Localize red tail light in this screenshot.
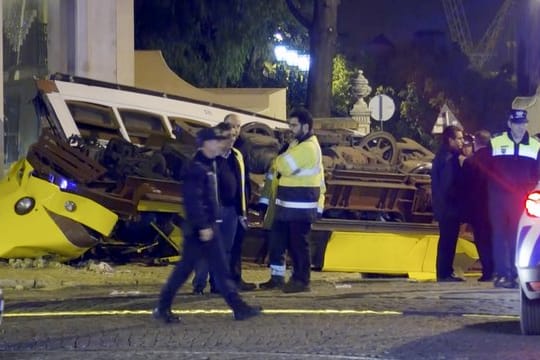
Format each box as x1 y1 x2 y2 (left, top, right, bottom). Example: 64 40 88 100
526 191 540 218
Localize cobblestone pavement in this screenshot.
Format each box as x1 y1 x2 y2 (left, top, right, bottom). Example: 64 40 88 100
1 265 540 359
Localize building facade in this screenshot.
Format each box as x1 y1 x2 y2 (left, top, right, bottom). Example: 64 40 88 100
1 0 134 172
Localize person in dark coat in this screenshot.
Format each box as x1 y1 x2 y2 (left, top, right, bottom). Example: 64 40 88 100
431 125 465 282
461 130 494 281
192 115 256 293
152 126 261 323
222 114 257 291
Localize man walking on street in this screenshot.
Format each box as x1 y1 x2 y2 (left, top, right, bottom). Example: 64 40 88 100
431 125 465 282
258 108 325 293
153 126 261 323
488 109 540 288
192 115 256 293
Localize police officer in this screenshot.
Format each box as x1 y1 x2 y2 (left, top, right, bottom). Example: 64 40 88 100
258 108 325 293
488 109 540 288
431 125 465 282
153 126 261 323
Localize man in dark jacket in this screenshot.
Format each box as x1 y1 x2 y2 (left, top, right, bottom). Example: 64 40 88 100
431 125 465 282
153 126 261 323
222 114 257 291
192 116 256 293
461 130 493 281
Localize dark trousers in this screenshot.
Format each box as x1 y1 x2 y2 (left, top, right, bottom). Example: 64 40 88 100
268 220 312 285
158 226 238 311
489 193 522 279
192 206 238 291
230 222 245 284
436 215 461 278
471 216 493 278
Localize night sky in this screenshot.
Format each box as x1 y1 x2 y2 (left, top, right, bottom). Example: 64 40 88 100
340 0 506 43
339 0 512 65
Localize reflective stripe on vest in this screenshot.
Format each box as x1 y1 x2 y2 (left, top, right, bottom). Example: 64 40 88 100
275 199 319 209
274 135 325 221
282 154 321 177
232 147 247 216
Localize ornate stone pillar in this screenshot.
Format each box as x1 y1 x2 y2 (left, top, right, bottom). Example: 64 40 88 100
349 70 372 135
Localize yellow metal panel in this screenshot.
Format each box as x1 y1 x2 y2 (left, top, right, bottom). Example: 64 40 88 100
136 200 182 213
0 160 118 260
322 231 478 281
38 183 118 236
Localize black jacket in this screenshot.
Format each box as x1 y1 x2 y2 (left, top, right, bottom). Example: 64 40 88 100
217 148 251 215
181 151 221 232
431 145 462 221
461 147 491 223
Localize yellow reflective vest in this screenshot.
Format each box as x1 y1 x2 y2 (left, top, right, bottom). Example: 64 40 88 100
489 131 540 192
258 161 279 229
231 147 247 218
273 134 325 223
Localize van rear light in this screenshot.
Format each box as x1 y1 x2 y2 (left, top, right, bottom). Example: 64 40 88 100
525 191 540 218
528 282 540 292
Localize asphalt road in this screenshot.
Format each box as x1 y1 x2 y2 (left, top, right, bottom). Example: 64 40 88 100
1 267 540 360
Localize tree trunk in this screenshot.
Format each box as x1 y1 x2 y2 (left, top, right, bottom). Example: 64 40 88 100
307 0 340 117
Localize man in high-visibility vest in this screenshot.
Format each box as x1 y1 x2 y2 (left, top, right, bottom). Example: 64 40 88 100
258 108 325 293
488 109 540 289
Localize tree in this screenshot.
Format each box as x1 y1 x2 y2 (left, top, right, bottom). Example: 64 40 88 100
331 54 357 116
360 29 518 143
134 0 298 87
285 0 340 117
265 53 357 114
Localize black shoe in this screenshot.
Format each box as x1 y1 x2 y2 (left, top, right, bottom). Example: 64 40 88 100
478 274 494 282
494 276 518 289
233 304 262 321
210 287 220 294
152 308 181 324
437 275 465 282
192 289 205 295
238 280 257 291
282 279 310 293
259 275 285 290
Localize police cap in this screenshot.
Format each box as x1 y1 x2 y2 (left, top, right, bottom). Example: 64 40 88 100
509 109 528 124
196 126 227 146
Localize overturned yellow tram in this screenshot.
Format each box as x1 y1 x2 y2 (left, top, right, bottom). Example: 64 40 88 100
0 74 478 280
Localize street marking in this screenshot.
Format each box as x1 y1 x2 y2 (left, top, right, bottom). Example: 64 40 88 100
462 313 519 320
3 309 402 318
2 308 519 319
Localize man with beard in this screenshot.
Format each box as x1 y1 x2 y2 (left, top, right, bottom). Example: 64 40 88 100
258 108 325 293
431 125 465 282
